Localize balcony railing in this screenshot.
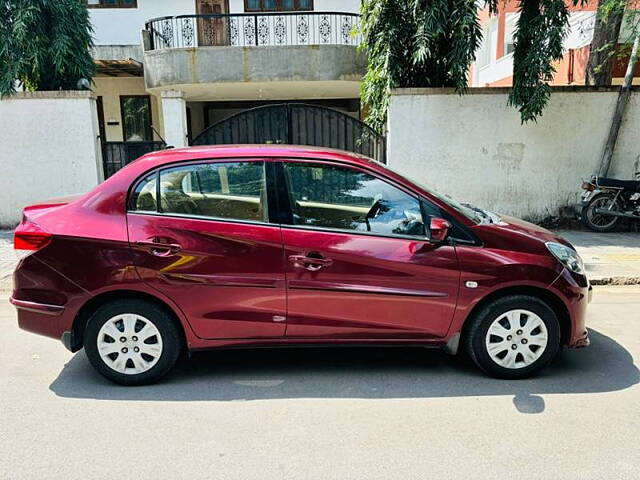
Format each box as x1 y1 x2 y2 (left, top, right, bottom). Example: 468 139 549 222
145 12 361 51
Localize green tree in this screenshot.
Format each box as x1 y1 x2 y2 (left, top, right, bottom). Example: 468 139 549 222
0 0 95 97
360 0 588 130
360 0 496 132
585 0 626 85
590 0 640 84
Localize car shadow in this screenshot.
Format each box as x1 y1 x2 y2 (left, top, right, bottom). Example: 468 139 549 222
50 329 638 413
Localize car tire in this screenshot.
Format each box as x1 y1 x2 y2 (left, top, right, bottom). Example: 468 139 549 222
84 299 182 386
464 295 560 379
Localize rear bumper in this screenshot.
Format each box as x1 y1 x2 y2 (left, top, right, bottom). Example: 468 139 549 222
10 297 65 315
11 297 66 340
11 255 88 345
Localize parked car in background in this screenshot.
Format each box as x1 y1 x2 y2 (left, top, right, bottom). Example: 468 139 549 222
12 146 591 385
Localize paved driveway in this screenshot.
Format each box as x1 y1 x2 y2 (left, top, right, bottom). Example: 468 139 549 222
0 231 13 285
1 286 639 479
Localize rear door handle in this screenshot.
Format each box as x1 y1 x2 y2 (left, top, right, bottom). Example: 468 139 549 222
288 254 333 271
136 241 182 257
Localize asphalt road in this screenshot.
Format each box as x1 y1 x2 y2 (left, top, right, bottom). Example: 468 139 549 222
1 286 639 480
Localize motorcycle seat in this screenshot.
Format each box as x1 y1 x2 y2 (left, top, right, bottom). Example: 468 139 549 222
596 177 640 192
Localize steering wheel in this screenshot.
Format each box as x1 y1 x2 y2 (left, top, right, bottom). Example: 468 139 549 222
364 194 383 232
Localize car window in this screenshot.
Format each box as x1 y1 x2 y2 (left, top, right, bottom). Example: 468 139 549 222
132 161 268 223
131 173 158 212
283 162 425 237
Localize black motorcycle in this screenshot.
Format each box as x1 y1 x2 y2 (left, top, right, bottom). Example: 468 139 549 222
580 173 640 232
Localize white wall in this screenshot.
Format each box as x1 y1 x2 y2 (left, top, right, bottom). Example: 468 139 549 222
89 0 360 45
387 88 640 221
0 92 102 227
90 0 197 45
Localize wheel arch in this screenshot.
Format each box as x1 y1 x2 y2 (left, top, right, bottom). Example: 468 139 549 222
459 285 571 350
69 290 188 352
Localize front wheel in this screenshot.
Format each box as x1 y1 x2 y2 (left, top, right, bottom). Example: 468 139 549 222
84 299 182 386
582 193 620 232
465 295 560 379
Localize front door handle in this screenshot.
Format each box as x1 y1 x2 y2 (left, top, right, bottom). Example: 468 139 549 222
288 254 333 271
136 240 182 257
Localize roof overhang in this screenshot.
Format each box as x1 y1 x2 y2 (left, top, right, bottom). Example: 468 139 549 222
95 59 144 77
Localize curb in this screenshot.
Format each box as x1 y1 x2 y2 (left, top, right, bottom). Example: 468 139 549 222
589 276 640 286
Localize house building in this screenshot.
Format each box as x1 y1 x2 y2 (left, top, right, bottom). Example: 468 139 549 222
472 0 639 88
87 0 381 177
87 0 637 177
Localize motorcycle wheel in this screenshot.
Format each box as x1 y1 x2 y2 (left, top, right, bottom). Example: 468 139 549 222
582 193 621 232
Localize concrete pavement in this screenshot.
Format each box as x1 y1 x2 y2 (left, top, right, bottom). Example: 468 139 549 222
1 285 639 479
0 230 13 287
556 230 640 284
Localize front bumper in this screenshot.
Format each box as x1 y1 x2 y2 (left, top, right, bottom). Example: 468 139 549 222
550 269 591 348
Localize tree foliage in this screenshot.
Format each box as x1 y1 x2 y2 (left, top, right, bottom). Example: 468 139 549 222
509 0 575 123
360 0 591 130
589 0 640 83
0 0 95 97
585 0 626 85
360 0 497 132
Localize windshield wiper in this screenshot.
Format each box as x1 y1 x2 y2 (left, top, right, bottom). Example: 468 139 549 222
462 203 491 223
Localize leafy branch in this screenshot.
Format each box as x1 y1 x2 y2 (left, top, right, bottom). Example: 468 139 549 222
0 0 95 97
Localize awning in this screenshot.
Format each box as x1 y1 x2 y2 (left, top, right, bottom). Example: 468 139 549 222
95 59 144 77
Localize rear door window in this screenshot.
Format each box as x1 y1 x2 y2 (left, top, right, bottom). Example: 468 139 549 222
130 161 268 223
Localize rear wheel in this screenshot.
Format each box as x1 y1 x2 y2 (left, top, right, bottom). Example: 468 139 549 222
465 295 560 379
582 193 620 232
84 299 182 386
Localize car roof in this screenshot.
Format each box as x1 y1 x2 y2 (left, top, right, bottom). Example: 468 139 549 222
132 144 383 171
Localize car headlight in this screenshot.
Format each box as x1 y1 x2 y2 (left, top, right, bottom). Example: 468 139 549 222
546 242 585 275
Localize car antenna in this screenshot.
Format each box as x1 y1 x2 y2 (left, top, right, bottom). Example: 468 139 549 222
151 125 173 149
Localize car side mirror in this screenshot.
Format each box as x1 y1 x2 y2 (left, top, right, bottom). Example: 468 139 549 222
429 217 451 243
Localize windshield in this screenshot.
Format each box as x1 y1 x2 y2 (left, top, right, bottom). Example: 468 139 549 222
406 177 484 224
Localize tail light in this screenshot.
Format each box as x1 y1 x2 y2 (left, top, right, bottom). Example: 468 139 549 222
581 182 595 191
14 219 52 259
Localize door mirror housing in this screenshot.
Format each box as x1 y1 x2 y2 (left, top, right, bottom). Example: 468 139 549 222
429 217 451 243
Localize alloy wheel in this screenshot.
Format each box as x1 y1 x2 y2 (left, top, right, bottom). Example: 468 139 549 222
97 314 164 375
484 309 548 369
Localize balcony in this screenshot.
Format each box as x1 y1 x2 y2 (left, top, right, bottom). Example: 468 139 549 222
142 12 366 101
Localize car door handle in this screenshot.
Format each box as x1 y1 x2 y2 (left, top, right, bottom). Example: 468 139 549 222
136 241 182 257
288 254 333 271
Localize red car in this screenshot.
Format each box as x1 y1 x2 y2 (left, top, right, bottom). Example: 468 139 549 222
11 146 591 385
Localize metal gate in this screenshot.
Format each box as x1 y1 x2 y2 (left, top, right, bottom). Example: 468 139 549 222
102 141 166 178
191 103 386 163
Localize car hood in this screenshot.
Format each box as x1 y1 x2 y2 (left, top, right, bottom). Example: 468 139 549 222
473 214 573 254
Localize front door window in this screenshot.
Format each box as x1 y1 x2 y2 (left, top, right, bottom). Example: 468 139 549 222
283 162 425 237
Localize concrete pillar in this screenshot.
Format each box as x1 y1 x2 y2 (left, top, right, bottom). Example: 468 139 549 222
160 90 188 148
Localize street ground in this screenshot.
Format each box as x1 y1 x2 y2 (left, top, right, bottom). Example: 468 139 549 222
1 285 638 479
557 230 640 284
0 231 13 287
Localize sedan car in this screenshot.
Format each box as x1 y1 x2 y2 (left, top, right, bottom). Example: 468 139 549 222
11 145 591 385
